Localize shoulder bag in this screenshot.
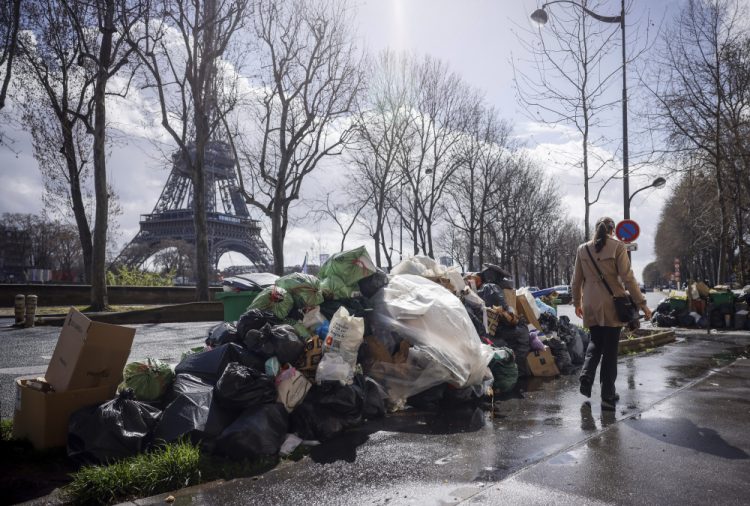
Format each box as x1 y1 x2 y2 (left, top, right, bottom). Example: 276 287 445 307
585 245 638 323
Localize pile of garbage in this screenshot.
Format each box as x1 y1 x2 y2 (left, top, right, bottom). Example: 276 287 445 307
63 247 591 465
651 283 750 330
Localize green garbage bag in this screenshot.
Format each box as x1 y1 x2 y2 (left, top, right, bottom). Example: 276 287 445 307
319 246 376 285
489 347 518 393
118 358 175 401
249 286 294 319
284 319 311 339
320 275 358 300
276 273 324 308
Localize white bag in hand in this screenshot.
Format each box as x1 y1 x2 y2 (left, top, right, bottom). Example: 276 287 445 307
315 306 364 384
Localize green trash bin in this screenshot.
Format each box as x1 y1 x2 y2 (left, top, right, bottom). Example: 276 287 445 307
214 291 259 322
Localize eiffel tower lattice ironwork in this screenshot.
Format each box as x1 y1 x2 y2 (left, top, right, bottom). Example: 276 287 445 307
116 141 272 271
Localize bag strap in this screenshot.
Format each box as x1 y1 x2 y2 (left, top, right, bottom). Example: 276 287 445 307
585 245 616 298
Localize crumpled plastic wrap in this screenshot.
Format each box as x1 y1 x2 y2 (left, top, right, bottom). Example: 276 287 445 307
390 256 466 293
368 274 494 405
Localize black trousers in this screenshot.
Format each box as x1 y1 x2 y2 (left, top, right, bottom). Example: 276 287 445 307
580 326 621 401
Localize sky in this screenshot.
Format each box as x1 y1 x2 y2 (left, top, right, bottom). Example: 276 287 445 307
0 0 683 281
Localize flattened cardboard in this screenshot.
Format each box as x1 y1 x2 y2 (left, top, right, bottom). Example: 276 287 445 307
45 308 135 392
527 347 560 377
13 378 115 449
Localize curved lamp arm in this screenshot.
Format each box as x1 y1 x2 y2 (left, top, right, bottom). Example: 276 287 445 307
533 1 622 24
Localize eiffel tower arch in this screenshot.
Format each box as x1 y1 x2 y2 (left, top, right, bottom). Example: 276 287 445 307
115 141 272 272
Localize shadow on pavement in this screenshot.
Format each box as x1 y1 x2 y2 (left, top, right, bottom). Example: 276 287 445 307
625 417 749 459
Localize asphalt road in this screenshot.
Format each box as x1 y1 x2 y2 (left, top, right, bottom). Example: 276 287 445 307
0 319 216 419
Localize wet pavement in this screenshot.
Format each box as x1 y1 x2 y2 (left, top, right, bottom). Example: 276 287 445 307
0 319 215 419
124 328 750 506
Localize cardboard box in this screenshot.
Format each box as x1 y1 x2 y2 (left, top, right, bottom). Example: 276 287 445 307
46 308 135 392
516 292 542 331
503 289 517 312
13 378 116 449
527 347 560 377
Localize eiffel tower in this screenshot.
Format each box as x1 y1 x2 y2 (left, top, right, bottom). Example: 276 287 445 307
116 141 272 271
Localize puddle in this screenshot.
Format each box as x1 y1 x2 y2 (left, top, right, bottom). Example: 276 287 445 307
473 464 509 482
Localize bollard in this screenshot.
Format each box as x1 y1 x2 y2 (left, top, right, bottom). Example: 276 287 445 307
14 294 25 325
24 295 38 328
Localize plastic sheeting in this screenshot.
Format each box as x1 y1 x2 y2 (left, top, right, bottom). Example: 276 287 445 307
390 256 466 293
368 274 494 405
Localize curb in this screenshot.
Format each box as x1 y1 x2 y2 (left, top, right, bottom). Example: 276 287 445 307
35 302 224 326
618 329 676 354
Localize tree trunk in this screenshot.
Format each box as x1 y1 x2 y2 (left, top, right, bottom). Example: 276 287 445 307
89 0 114 311
62 121 93 283
271 205 284 275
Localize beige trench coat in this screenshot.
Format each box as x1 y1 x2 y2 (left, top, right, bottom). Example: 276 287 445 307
571 237 647 328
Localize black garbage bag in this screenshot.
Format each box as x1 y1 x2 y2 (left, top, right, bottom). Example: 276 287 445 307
462 299 486 337
494 324 530 376
442 384 486 407
654 312 678 327
319 297 374 335
479 264 513 285
678 312 696 327
546 337 575 375
68 390 162 464
214 362 277 410
407 383 447 410
566 330 585 365
213 403 288 459
206 322 240 347
538 312 558 334
175 343 264 384
155 374 238 445
656 300 671 314
315 379 365 423
236 309 282 339
289 399 346 441
363 376 387 419
243 323 305 364
477 283 507 309
358 269 389 299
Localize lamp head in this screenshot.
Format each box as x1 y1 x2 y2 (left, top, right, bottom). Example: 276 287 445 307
652 177 666 188
530 8 549 26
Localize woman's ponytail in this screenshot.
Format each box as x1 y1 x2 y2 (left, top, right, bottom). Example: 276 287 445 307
594 217 615 252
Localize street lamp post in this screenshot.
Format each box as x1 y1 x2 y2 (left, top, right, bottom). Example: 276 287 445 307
531 0 630 219
627 177 666 209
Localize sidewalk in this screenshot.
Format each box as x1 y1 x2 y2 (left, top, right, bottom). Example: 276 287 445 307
117 330 750 506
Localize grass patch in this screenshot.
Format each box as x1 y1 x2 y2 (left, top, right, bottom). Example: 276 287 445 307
64 441 201 505
1 419 12 441
63 441 294 505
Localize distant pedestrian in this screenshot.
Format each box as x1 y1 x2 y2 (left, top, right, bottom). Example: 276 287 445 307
571 217 652 410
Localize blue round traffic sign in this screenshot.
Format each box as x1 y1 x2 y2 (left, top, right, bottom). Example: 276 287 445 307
616 220 640 243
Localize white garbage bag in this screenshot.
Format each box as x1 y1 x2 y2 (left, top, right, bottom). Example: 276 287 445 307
315 306 364 384
369 274 494 405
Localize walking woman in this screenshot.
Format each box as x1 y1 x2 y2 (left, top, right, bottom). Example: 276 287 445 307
571 217 652 410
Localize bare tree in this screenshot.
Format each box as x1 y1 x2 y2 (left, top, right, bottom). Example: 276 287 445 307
350 50 412 269
402 55 479 257
0 0 21 109
308 192 366 253
14 0 98 281
514 0 629 238
645 0 746 283
232 0 365 274
445 105 513 271
122 0 250 300
58 0 140 309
